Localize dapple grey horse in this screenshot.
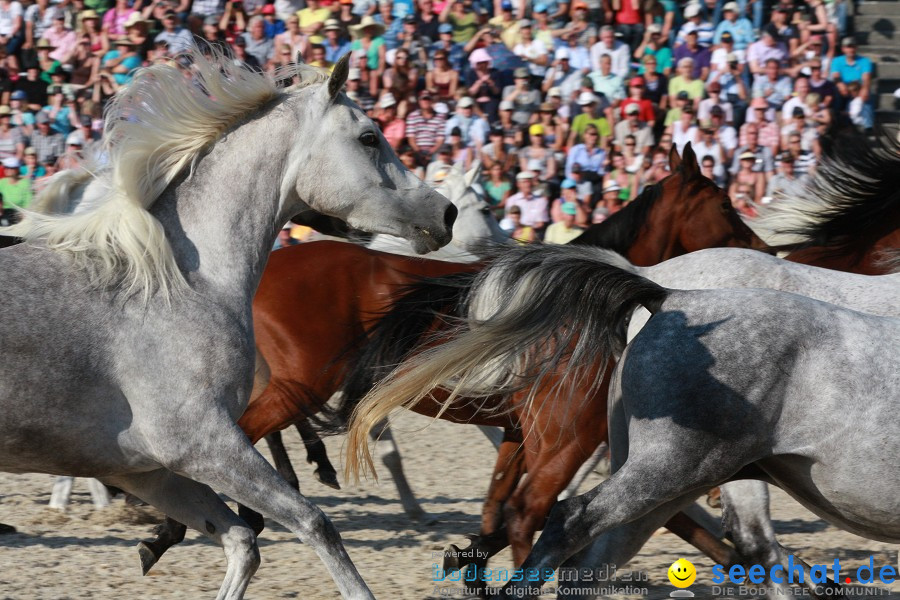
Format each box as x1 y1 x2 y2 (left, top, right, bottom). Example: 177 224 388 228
0 50 455 599
348 244 900 598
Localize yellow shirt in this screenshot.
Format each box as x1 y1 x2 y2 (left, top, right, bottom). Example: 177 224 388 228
297 7 331 43
543 222 584 244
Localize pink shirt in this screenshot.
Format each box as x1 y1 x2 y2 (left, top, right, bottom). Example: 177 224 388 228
102 7 135 37
506 191 549 227
42 28 77 62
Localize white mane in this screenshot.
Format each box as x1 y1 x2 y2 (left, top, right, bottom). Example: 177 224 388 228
5 50 329 302
746 178 829 246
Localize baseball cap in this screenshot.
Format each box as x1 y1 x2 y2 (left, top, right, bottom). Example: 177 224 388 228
261 4 275 14
438 23 453 33
841 36 856 47
518 18 531 28
684 3 699 18
624 103 639 115
710 105 724 116
561 178 576 189
515 171 535 180
577 91 598 105
457 96 474 108
561 202 577 215
534 3 547 12
676 91 690 100
555 47 570 61
36 111 50 124
792 106 806 117
647 23 661 34
629 76 644 87
723 1 738 12
2 157 19 168
528 123 544 136
500 0 512 9
547 87 561 98
721 31 733 42
379 93 397 108
348 67 361 80
514 67 529 79
434 102 449 114
10 90 26 101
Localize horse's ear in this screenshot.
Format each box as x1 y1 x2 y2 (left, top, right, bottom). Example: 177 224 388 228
328 54 351 101
680 142 700 178
465 160 482 187
668 144 682 171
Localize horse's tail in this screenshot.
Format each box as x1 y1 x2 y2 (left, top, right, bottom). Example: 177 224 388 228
345 245 666 480
319 269 477 433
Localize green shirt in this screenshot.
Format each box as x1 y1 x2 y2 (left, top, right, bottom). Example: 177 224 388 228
571 113 612 143
668 76 704 100
0 177 33 210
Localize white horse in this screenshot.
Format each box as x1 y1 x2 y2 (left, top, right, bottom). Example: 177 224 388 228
346 245 900 598
367 161 508 261
0 50 456 599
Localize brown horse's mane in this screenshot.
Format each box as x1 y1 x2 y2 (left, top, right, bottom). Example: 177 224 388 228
567 180 663 253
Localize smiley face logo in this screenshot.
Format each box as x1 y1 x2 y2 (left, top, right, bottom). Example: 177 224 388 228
668 558 697 588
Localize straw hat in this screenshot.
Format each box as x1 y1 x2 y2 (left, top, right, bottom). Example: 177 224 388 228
36 38 56 50
351 16 385 39
124 12 151 28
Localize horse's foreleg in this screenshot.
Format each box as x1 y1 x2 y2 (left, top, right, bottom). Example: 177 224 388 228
558 443 607 501
173 422 374 599
137 517 188 575
110 469 258 600
296 420 340 490
49 476 74 510
370 418 434 524
86 478 111 509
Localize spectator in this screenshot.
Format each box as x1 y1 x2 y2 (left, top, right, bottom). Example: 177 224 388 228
550 177 588 226
503 204 537 243
846 80 873 130
395 15 428 69
692 120 726 184
698 80 731 122
406 88 445 163
519 122 555 181
30 110 62 163
731 124 775 180
614 101 652 154
467 47 501 118
0 104 22 160
376 0 404 49
20 146 43 181
512 19 548 81
612 0 643 51
588 53 624 106
596 180 622 215
620 75 655 123
275 15 309 59
713 1 753 50
483 160 512 216
590 25 629 77
542 47 580 103
831 36 871 105
766 151 797 198
260 5 286 38
376 92 406 149
101 0 136 40
350 15 386 76
675 2 713 48
337 0 362 34
752 57 793 114
668 57 703 106
569 91 611 147
604 150 637 203
672 30 710 80
535 101 563 150
231 35 262 71
430 22 463 72
41 13 76 63
783 130 816 177
444 95 489 150
424 142 454 182
666 101 696 151
242 16 275 66
383 46 417 115
502 66 540 126
634 24 672 76
415 0 440 42
729 149 764 204
780 106 815 150
544 201 583 243
156 10 195 54
426 47 458 103
397 143 425 178
766 4 798 58
746 29 787 77
565 122 604 180
807 57 836 108
505 170 547 232
0 156 31 217
439 0 477 45
707 104 737 162
741 97 779 153
298 0 330 43
779 75 813 123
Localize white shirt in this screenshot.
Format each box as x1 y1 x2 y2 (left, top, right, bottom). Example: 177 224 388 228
0 1 22 36
513 39 548 77
589 40 630 78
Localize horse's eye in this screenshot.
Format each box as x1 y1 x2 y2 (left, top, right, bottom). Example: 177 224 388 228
359 131 379 147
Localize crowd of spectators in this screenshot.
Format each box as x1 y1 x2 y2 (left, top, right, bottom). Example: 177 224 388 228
0 0 876 243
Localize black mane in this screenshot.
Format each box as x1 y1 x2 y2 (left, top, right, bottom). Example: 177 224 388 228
568 181 663 252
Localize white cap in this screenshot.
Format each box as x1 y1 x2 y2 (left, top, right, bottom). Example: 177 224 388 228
577 91 598 105
547 87 562 98
499 100 515 111
66 131 85 146
684 3 700 18
723 1 739 12
434 102 449 114
457 96 474 108
2 157 20 168
554 47 570 61
347 67 361 80
515 171 535 180
379 93 397 108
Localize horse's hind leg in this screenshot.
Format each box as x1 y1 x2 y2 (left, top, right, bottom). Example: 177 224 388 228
263 431 301 491
370 418 434 524
296 420 340 490
49 476 74 509
137 517 188 575
108 469 259 600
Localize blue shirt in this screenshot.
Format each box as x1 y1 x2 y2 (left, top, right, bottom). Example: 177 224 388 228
713 18 754 50
565 145 605 179
375 14 404 50
830 55 872 84
102 50 142 85
324 39 351 63
42 105 73 135
264 19 286 39
430 41 465 73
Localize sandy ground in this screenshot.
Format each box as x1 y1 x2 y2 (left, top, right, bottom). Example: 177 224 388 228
1 411 897 599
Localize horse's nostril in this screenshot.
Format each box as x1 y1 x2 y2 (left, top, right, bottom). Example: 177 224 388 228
444 203 458 230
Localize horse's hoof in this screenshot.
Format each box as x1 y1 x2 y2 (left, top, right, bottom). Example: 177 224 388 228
442 544 462 573
0 523 16 535
137 541 159 575
314 468 341 490
706 487 722 509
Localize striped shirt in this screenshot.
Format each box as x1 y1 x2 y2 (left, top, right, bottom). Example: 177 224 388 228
405 110 445 154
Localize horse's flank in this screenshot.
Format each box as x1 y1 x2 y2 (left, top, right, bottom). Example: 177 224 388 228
4 51 329 302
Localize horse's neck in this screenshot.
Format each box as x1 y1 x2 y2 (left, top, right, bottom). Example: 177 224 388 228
151 121 293 308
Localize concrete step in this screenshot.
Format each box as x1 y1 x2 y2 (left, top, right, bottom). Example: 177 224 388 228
855 44 900 59
876 78 900 93
875 61 900 79
856 1 900 16
854 28 899 45
877 92 900 111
